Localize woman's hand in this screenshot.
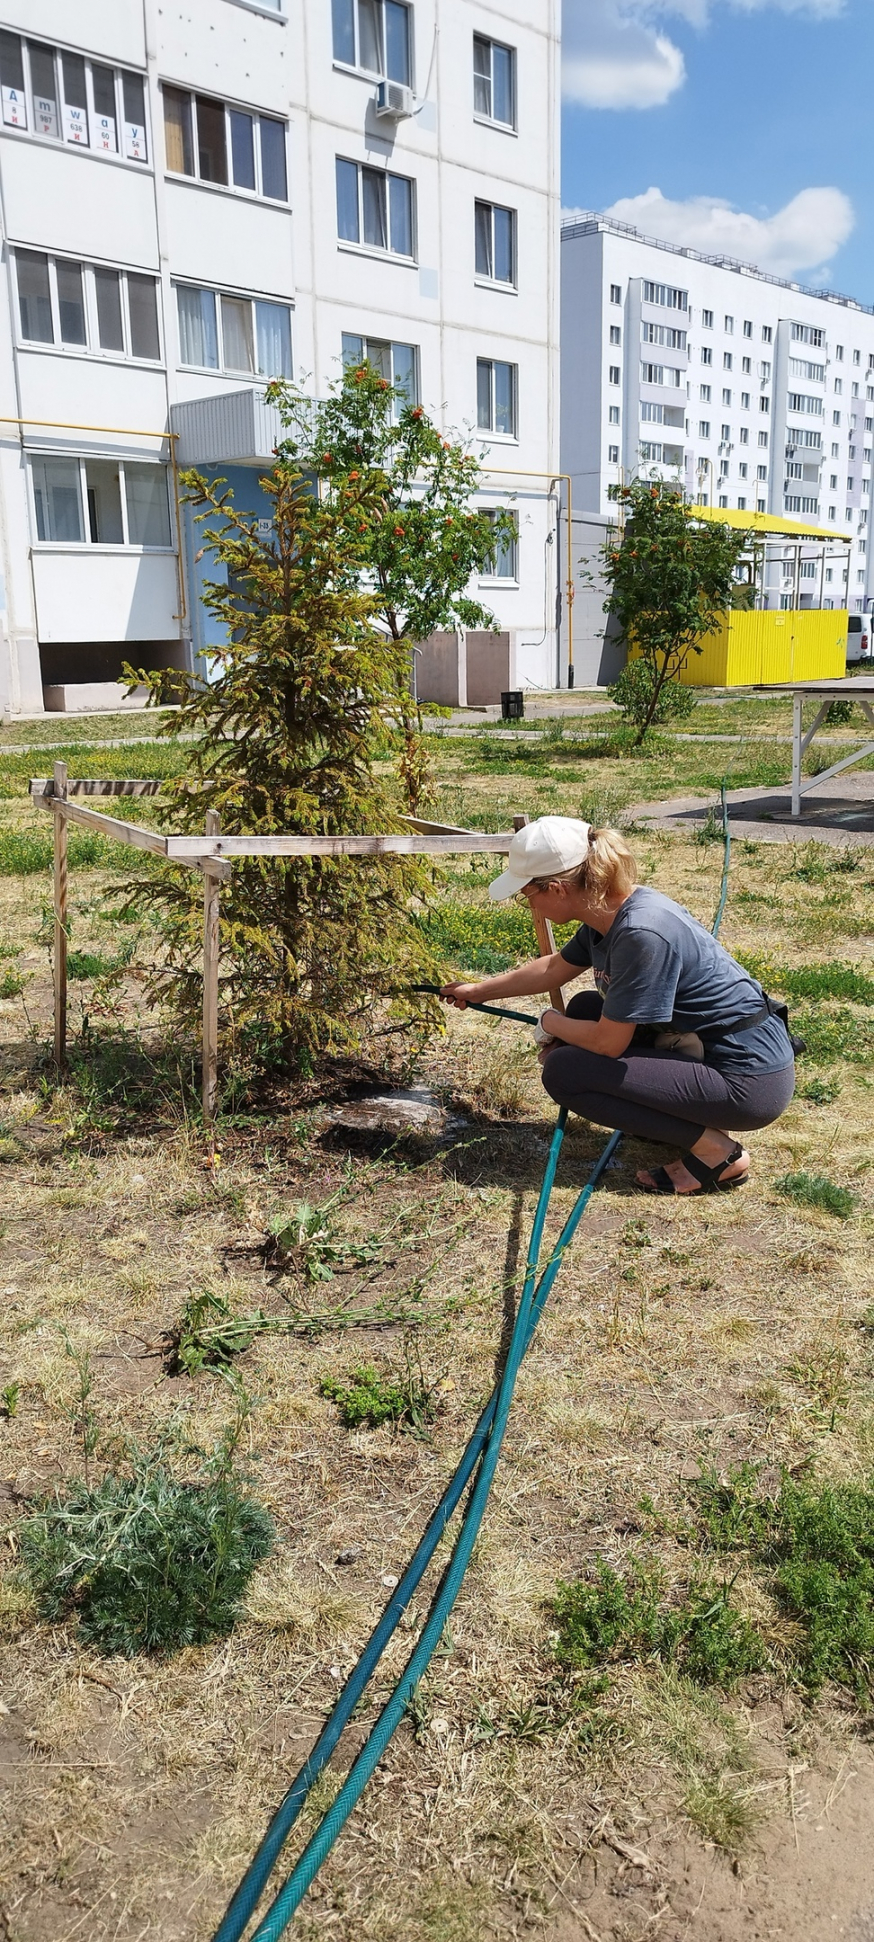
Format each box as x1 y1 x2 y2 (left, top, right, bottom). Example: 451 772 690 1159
439 981 481 1010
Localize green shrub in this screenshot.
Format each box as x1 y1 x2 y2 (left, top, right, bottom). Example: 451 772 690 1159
797 1074 842 1105
0 968 27 998
19 1462 273 1657
607 660 696 731
775 1171 857 1219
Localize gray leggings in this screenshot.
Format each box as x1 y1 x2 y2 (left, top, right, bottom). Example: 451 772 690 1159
541 993 795 1147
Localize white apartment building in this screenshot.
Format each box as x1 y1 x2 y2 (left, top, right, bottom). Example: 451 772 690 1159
0 0 560 716
561 213 874 622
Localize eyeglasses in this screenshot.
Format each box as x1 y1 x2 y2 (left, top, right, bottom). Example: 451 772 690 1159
515 878 554 901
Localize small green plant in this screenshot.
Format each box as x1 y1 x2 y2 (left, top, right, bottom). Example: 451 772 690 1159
1 1381 21 1419
691 1463 775 1555
775 1172 857 1219
0 967 27 999
320 1342 439 1433
683 1774 759 1851
798 1074 842 1105
826 698 855 725
0 829 111 875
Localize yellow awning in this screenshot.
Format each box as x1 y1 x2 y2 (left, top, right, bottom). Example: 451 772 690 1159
691 504 852 542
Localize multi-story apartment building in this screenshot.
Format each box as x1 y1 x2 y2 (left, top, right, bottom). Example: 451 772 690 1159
561 213 874 622
0 0 560 716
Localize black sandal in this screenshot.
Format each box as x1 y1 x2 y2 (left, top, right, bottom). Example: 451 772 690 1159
642 1141 748 1196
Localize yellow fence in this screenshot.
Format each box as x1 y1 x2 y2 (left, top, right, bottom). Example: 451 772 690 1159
678 608 848 686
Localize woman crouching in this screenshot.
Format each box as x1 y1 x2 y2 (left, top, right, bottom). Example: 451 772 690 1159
440 817 795 1196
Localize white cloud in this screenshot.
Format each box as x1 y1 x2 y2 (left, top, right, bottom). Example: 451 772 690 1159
562 2 685 109
598 185 855 276
562 0 846 111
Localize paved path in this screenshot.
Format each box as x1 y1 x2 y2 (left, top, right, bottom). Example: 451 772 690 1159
630 771 874 846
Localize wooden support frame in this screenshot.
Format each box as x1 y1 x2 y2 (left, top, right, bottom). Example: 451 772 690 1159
31 772 526 1127
52 760 68 1070
202 808 221 1127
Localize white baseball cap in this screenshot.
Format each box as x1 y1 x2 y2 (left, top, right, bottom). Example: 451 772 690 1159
488 816 592 902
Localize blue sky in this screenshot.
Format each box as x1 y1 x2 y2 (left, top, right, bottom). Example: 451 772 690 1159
561 0 874 305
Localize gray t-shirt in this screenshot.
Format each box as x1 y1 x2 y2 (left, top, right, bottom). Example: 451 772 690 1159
559 886 793 1075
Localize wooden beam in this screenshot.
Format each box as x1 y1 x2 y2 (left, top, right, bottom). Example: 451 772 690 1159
30 777 164 798
53 760 68 1069
36 796 169 856
165 831 513 860
202 808 221 1127
513 813 565 1014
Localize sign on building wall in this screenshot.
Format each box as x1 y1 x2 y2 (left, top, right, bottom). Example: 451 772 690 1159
124 122 147 161
94 113 116 152
33 94 58 136
2 86 26 127
63 103 88 144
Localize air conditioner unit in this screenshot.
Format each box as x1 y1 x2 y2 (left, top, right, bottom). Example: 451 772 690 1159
376 80 415 119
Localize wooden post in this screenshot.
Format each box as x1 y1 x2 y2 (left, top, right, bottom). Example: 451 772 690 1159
53 760 68 1068
513 813 565 1013
202 808 221 1126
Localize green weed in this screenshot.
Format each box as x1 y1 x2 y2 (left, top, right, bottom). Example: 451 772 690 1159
163 1288 264 1378
775 1172 857 1219
0 968 27 998
788 845 861 885
790 1007 874 1065
739 952 874 1006
549 1561 762 1688
1 1381 21 1419
683 1774 759 1851
320 1350 439 1434
797 1074 842 1105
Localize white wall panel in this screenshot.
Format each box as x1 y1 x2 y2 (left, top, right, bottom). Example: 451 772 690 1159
32 552 181 642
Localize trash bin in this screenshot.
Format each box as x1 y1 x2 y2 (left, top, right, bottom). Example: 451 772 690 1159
501 690 524 721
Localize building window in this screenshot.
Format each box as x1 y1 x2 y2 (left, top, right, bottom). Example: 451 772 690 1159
718 493 728 508
608 443 619 462
737 496 746 510
608 405 620 426
700 385 711 403
738 462 748 480
739 426 749 445
609 365 621 385
757 464 767 480
336 158 414 257
30 455 171 548
741 391 750 409
722 389 732 406
476 357 517 437
828 506 836 521
720 423 730 442
699 420 711 439
762 325 773 343
724 315 734 334
609 283 621 304
758 430 768 447
609 324 621 346
787 392 823 417
0 31 148 160
176 283 292 377
836 344 844 360
473 32 515 128
642 281 688 310
830 473 838 489
332 0 411 84
701 346 712 365
163 86 287 200
341 333 417 413
474 200 516 285
760 396 770 412
834 378 843 395
833 410 841 425
481 508 518 579
723 352 733 371
641 322 686 349
743 320 753 338
702 308 713 328
757 499 766 512
742 356 751 375
853 382 860 399
15 249 161 362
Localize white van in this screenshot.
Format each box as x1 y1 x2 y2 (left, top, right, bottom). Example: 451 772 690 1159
847 614 869 664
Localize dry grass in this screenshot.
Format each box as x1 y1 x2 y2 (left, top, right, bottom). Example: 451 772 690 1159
1 773 873 1941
